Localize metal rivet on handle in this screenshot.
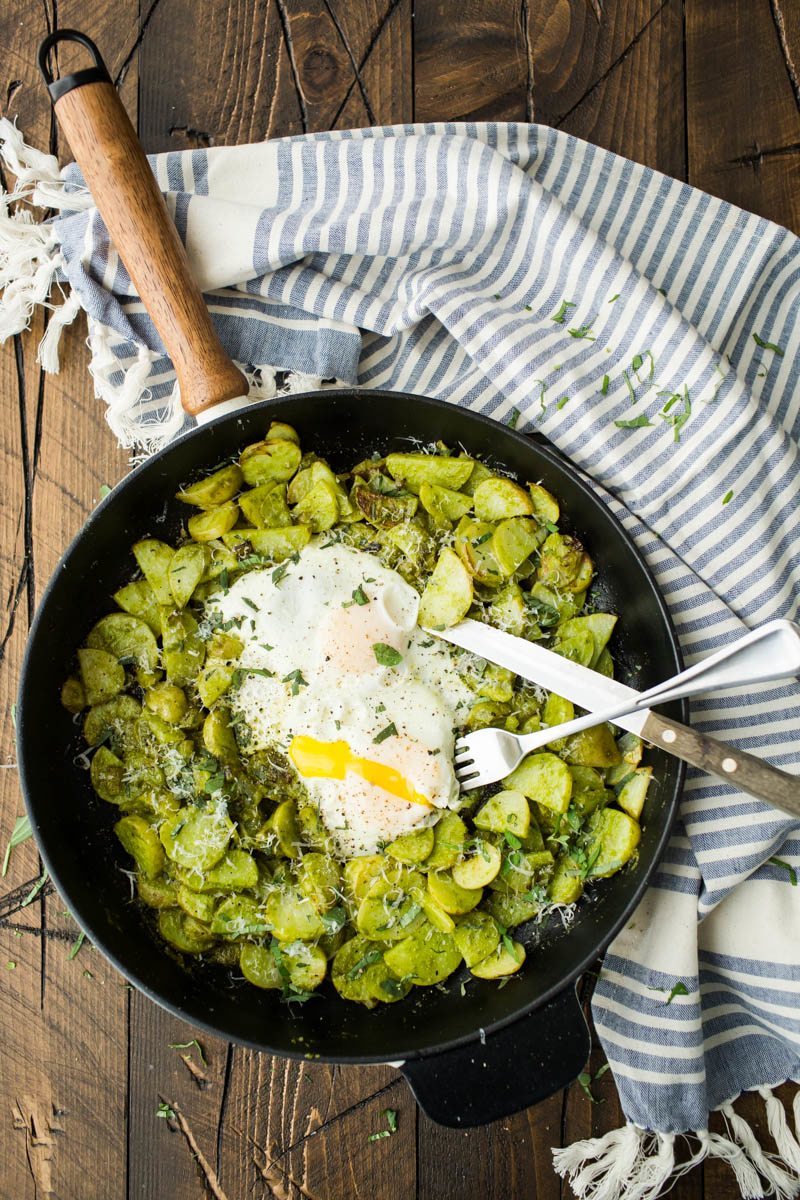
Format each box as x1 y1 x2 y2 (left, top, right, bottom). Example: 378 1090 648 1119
722 757 738 773
661 729 677 744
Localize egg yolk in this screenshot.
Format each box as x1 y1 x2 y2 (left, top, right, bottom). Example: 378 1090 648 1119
288 735 433 809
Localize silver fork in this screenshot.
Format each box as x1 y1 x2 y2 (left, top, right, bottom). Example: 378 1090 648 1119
454 619 800 789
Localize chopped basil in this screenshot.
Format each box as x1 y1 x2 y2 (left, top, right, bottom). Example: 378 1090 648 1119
608 293 620 303
504 831 522 850
577 1062 610 1103
768 856 797 886
369 1108 399 1141
752 332 784 356
282 669 309 695
68 931 86 960
373 643 402 667
473 531 493 546
665 980 689 1004
343 584 369 608
98 484 112 499
321 906 347 934
614 415 651 429
544 520 559 534
156 1102 176 1120
242 597 259 612
722 490 734 505
556 395 570 410
551 299 577 324
567 322 595 341
507 406 521 429
347 947 383 979
658 387 691 442
601 374 609 395
622 370 636 403
2 815 32 876
373 722 399 744
169 1039 207 1067
21 868 49 907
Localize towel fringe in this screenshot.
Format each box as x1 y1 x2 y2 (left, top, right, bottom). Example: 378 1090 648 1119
554 1090 800 1200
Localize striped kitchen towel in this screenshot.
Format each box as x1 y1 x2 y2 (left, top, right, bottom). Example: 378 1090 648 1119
1 118 799 1199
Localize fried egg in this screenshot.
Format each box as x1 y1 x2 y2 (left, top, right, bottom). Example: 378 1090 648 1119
209 543 475 855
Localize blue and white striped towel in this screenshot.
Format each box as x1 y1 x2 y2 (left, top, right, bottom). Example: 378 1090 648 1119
1 118 798 1200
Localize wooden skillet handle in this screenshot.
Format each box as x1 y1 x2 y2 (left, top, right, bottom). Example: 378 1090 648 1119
641 711 800 819
39 30 248 417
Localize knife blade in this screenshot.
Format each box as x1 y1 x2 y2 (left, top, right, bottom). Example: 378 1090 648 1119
430 618 649 735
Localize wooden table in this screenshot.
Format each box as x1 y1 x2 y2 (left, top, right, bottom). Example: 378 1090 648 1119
1 3 798 1197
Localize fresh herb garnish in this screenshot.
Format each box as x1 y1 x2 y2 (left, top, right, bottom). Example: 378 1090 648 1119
568 321 595 341
608 293 620 303
473 531 493 546
501 932 520 962
665 980 689 1004
551 299 577 325
242 597 259 611
614 415 652 429
658 387 691 441
347 948 383 979
369 1109 398 1141
373 722 399 744
169 1039 207 1066
601 374 610 395
2 815 32 876
577 1062 610 1103
343 585 369 608
752 332 784 356
544 520 559 534
768 857 798 886
156 1102 176 1120
373 643 403 667
68 931 86 960
271 553 299 587
534 379 547 414
722 490 734 505
321 906 347 935
21 868 49 907
622 370 636 403
507 407 521 429
504 831 522 850
98 484 112 499
398 902 423 928
282 669 309 695
556 396 570 410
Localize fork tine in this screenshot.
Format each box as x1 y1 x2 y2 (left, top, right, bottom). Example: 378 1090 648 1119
454 750 474 766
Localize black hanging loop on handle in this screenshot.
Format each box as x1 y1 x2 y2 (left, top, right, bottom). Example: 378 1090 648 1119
38 29 111 103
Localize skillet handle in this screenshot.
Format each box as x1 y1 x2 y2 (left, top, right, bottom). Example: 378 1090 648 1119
400 984 590 1127
38 30 248 417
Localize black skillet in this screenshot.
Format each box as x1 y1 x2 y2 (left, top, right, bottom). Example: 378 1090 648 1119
18 31 686 1127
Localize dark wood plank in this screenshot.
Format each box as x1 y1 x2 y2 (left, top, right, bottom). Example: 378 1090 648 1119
414 0 530 123
686 0 800 232
528 0 686 179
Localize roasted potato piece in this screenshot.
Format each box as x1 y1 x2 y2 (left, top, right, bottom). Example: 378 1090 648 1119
177 464 243 509
418 547 473 628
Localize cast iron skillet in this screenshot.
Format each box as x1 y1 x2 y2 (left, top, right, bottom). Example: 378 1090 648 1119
17 387 686 1126
22 31 686 1126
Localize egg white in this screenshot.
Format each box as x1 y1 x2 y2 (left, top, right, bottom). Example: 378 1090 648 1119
209 543 475 855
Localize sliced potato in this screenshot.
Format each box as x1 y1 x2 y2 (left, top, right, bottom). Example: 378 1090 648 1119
202 709 239 764
293 478 340 532
352 482 418 527
115 814 165 879
161 609 206 686
114 579 162 636
418 547 473 629
453 911 500 967
489 581 527 636
427 870 482 915
425 811 468 871
239 481 292 528
563 725 622 768
195 664 235 708
78 647 125 706
60 676 86 714
240 943 283 989
419 481 474 524
87 612 159 672
492 517 542 576
169 543 209 607
528 482 560 525
537 532 593 592
90 744 126 803
548 856 584 904
454 517 504 587
452 839 502 888
474 789 530 837
586 808 641 877
158 908 215 954
265 887 326 941
267 420 300 444
474 477 534 521
188 501 240 542
132 539 175 605
616 767 652 820
160 804 235 871
385 452 474 494
177 464 243 509
222 525 311 560
504 751 573 814
387 826 435 864
558 614 618 668
239 438 302 485
470 938 525 979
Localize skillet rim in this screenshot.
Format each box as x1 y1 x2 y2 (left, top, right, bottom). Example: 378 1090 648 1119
16 388 686 1064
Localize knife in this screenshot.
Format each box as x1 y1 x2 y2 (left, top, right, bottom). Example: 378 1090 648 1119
433 619 800 817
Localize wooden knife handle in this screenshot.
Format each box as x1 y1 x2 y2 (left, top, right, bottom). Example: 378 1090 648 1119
641 711 800 819
41 33 247 416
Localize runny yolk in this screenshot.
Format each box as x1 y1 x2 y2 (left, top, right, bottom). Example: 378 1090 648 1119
288 735 433 809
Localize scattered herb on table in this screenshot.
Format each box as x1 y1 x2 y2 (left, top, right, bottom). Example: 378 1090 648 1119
21 868 49 907
768 857 797 886
614 415 652 430
556 396 570 410
156 1102 176 1120
169 1039 208 1067
658 387 692 442
68 931 86 960
2 815 32 876
369 1108 399 1140
622 369 636 403
507 406 521 429
577 1062 611 1103
551 299 577 324
98 484 112 500
665 980 689 1004
752 332 784 356
568 321 596 341
600 374 610 395
722 490 734 506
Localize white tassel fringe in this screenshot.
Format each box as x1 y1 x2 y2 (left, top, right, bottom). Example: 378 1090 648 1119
554 1088 800 1200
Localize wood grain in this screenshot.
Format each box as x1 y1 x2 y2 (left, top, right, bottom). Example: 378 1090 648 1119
1 2 798 1198
686 0 800 232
